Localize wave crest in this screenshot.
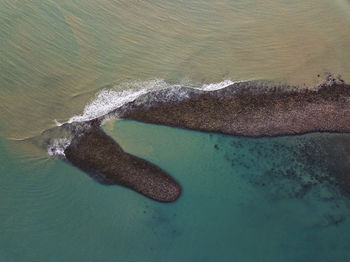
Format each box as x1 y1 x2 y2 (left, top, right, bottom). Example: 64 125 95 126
47 138 71 157
67 79 241 124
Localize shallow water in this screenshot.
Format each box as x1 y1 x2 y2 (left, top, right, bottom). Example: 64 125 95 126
2 120 350 261
1 0 350 138
1 1 350 261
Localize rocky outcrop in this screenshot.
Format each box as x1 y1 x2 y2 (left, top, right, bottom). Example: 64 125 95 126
64 124 181 202
62 78 350 202
113 80 350 137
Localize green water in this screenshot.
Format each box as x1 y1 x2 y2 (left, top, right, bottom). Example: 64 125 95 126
1 0 350 261
1 120 350 261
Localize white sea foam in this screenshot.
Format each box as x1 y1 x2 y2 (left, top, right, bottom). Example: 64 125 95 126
68 79 168 123
54 119 63 126
68 88 149 123
48 79 250 157
163 85 190 101
47 138 71 157
67 79 249 124
201 80 235 91
201 79 248 91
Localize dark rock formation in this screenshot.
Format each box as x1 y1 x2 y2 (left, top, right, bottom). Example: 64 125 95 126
61 78 350 202
64 124 181 202
113 79 350 137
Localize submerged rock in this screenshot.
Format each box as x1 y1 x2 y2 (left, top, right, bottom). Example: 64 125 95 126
64 124 181 202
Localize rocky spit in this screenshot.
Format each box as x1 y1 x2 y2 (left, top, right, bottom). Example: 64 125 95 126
62 78 350 202
113 79 350 137
64 121 181 202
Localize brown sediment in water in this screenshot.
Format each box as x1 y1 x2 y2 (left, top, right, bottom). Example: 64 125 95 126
64 124 181 202
116 80 350 137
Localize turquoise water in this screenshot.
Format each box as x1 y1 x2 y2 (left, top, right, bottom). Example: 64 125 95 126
1 120 350 261
1 0 350 261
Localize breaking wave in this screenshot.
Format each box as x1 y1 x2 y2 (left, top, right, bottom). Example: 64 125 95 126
67 79 245 124
68 88 151 123
47 78 250 157
47 138 71 157
202 80 238 91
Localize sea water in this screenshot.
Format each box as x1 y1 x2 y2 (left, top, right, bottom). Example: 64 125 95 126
1 0 350 138
1 120 350 261
1 0 350 261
